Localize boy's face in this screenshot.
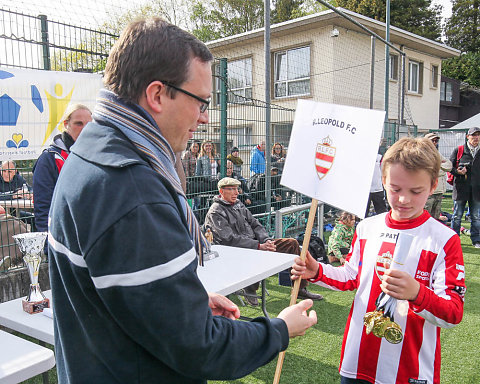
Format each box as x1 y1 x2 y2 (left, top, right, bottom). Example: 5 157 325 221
383 163 437 221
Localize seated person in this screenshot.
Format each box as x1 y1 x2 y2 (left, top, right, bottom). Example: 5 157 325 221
0 161 32 201
204 177 323 305
226 160 252 207
0 161 34 227
0 205 29 269
327 211 356 265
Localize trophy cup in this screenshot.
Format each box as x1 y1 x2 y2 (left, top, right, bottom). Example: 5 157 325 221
13 232 49 314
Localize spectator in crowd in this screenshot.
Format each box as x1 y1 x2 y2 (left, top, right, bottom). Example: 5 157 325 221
0 161 32 201
182 141 200 177
271 142 286 173
291 137 465 384
449 126 480 247
204 176 323 305
248 167 288 213
327 211 356 265
0 160 34 227
33 103 92 254
424 132 452 220
226 160 252 207
250 140 266 176
227 146 243 176
0 204 29 270
48 18 316 384
365 151 387 217
196 140 220 192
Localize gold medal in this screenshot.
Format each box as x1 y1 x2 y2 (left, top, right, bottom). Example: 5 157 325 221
384 321 403 344
365 311 382 335
363 311 376 327
372 316 389 338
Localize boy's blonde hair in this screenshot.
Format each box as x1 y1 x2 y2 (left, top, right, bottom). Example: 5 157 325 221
381 137 441 187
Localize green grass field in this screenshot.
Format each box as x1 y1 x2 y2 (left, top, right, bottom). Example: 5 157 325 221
20 194 480 383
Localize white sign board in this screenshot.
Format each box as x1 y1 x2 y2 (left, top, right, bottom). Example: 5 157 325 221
281 100 385 218
0 67 103 160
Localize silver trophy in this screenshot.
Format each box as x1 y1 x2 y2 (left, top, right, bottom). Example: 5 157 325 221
13 232 49 314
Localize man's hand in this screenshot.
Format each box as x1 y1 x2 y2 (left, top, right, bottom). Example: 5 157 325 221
381 269 420 301
259 240 276 251
290 251 320 281
277 299 317 337
457 166 467 175
208 293 240 320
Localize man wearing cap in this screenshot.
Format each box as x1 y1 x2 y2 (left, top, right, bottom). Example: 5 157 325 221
449 126 480 247
204 177 324 305
424 132 452 220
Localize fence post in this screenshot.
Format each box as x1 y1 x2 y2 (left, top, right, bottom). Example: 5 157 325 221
39 15 50 70
219 58 228 178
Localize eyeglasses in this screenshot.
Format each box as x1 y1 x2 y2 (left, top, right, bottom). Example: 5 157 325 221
161 81 210 113
432 139 439 143
222 187 240 192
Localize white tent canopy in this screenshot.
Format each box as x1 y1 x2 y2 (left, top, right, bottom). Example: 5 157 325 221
450 113 480 130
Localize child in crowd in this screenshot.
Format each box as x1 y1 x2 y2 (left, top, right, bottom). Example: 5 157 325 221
327 211 356 265
292 137 465 384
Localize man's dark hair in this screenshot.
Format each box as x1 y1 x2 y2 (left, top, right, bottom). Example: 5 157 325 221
104 18 213 103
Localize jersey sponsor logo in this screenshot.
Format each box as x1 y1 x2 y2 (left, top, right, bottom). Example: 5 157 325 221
456 264 465 272
379 232 398 240
315 137 335 180
408 379 427 384
415 270 430 281
375 241 395 280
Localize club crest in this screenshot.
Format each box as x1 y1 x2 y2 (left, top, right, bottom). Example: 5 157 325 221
315 136 336 180
376 242 395 279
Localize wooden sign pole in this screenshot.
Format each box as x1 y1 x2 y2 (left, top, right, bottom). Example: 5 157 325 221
272 198 318 384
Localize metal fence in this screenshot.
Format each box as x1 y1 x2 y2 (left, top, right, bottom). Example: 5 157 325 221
0 5 430 274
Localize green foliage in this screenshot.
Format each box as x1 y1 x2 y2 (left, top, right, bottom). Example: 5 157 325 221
445 0 480 53
191 0 264 42
272 0 304 23
442 52 480 87
337 0 442 41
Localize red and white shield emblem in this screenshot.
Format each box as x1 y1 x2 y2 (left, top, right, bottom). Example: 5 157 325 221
375 242 395 280
315 141 336 180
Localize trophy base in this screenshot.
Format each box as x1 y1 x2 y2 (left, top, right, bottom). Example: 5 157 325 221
22 298 50 314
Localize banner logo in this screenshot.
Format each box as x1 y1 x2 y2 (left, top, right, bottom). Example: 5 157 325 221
315 136 336 180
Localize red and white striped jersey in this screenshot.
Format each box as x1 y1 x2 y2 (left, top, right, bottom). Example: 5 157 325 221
311 211 465 384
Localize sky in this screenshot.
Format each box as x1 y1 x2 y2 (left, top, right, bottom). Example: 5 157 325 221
433 0 453 20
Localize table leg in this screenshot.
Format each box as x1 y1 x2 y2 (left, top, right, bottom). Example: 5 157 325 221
39 341 50 384
261 280 269 318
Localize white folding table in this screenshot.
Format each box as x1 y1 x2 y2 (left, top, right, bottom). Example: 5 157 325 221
0 330 55 384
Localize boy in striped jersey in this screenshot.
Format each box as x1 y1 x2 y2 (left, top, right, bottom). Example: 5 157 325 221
292 137 465 384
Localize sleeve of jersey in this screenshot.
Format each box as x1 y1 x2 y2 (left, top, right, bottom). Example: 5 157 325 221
89 202 288 380
33 153 58 233
309 231 360 291
410 234 465 328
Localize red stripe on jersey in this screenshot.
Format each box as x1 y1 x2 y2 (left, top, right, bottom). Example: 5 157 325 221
396 311 425 383
315 151 334 163
315 165 330 175
414 249 437 286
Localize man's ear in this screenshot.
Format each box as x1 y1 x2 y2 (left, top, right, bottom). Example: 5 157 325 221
143 81 166 114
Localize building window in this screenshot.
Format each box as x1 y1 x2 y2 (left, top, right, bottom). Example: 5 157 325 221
274 46 310 98
272 123 293 145
408 60 423 94
440 81 453 102
214 58 252 105
431 65 439 88
389 54 398 80
228 126 252 148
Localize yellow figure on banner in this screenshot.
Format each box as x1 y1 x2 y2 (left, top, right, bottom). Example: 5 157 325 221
42 83 74 145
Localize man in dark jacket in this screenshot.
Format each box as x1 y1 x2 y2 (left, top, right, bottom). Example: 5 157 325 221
0 161 31 201
204 177 324 305
32 103 91 254
450 126 480 247
48 18 316 384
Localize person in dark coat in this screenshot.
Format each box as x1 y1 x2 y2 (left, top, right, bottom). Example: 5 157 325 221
449 126 480 247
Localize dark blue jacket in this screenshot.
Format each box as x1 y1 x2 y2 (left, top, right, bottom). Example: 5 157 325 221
33 133 72 253
49 121 288 384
